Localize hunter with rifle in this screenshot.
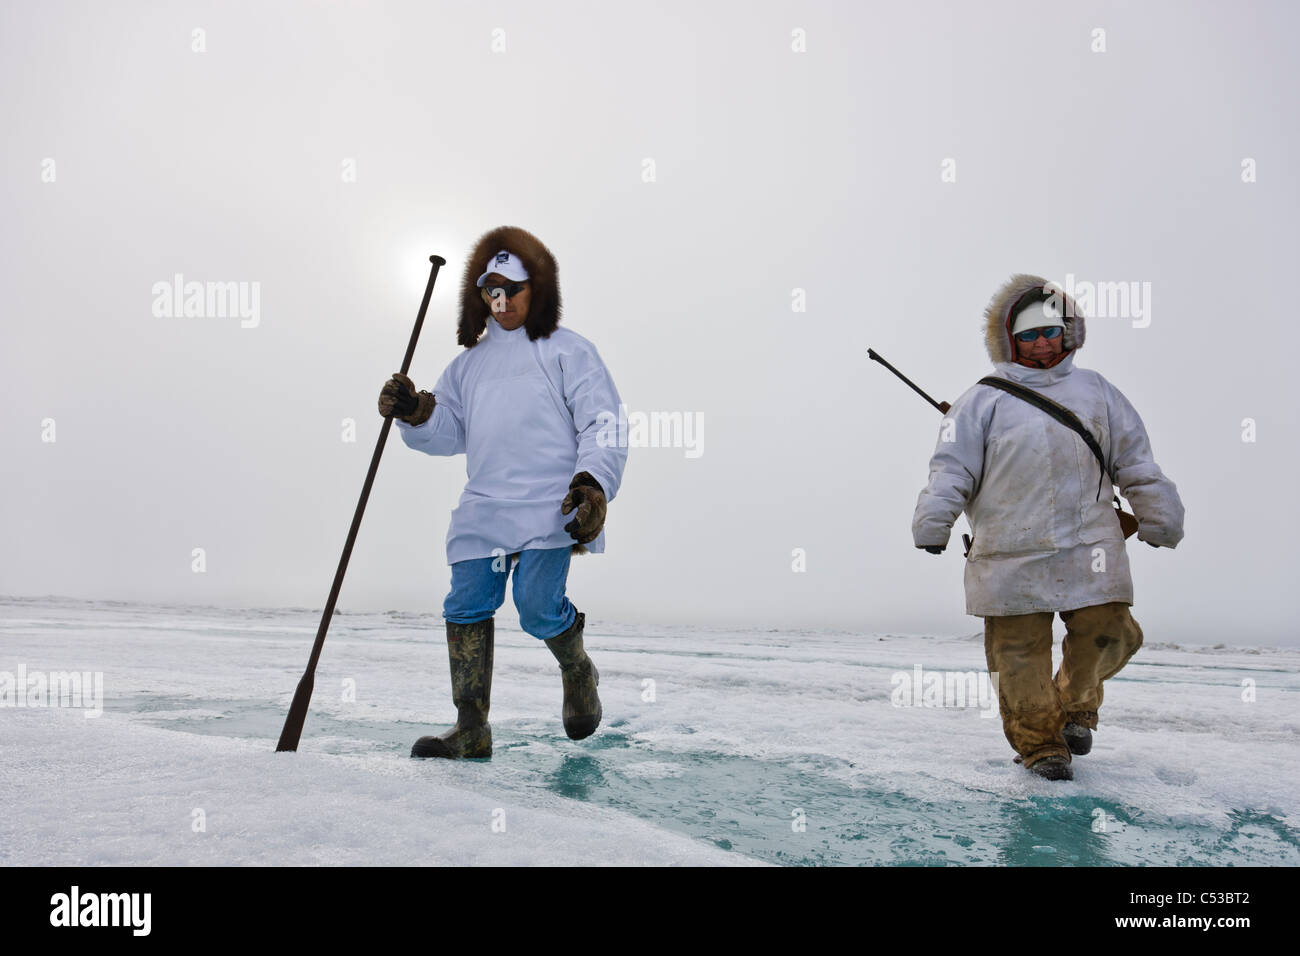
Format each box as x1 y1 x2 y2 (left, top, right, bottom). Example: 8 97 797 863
873 273 1184 781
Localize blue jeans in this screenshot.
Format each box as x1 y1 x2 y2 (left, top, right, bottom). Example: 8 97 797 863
443 546 577 640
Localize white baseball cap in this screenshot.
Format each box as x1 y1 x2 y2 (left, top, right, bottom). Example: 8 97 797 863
475 249 530 287
1011 295 1065 335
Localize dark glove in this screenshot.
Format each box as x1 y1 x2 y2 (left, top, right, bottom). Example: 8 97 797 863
378 372 435 426
918 545 945 555
561 472 607 545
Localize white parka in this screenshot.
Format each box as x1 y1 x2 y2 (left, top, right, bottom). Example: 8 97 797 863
397 313 628 565
911 274 1185 617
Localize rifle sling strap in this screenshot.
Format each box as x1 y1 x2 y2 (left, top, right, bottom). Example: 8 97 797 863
977 376 1107 501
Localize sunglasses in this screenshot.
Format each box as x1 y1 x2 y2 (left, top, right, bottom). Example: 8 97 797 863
483 281 528 300
1014 325 1064 343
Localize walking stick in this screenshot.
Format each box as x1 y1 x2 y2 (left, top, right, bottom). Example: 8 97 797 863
276 254 447 752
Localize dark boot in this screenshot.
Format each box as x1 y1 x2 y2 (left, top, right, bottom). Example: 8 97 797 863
1026 754 1074 781
411 618 493 759
1063 722 1093 756
543 610 602 740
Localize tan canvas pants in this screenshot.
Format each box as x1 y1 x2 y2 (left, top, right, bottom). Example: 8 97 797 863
983 602 1144 767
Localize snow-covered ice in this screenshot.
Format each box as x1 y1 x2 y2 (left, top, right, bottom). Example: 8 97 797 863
2 596 1296 866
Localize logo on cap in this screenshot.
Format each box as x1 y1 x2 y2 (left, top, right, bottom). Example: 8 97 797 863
495 251 510 265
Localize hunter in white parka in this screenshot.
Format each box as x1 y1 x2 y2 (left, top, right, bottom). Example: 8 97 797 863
380 225 626 761
912 274 1185 618
911 274 1184 778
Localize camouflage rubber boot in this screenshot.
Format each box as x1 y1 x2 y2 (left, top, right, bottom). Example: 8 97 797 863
411 618 494 759
543 610 602 740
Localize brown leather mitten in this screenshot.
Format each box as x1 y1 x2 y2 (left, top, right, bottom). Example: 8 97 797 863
560 472 607 545
378 372 435 426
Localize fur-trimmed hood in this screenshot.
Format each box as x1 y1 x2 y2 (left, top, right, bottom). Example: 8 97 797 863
983 273 1086 365
457 225 562 348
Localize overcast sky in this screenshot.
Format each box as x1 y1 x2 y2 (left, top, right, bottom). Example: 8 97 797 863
3 0 1297 645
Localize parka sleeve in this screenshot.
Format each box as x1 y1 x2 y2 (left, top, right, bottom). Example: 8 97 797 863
1103 379 1185 548
561 342 628 502
911 389 991 548
395 362 466 457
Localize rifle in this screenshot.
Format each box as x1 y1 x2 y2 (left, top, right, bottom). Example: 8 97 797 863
867 348 950 413
867 348 1139 552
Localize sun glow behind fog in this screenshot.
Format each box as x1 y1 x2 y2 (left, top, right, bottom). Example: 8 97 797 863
356 229 470 345
399 238 458 298
360 220 463 292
